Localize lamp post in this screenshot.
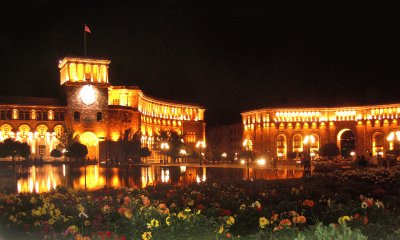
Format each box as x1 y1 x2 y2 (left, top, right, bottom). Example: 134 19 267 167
387 130 400 152
303 135 315 173
196 141 206 166
98 136 108 187
160 142 169 164
179 149 187 163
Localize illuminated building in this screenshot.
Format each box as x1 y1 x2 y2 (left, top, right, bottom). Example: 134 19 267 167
242 105 400 160
0 57 205 161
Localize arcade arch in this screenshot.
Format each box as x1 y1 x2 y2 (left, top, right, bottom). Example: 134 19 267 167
79 131 99 160
337 129 356 157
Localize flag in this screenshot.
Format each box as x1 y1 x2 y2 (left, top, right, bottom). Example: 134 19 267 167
85 25 91 33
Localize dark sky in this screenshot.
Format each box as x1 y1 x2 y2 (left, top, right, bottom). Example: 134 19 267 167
1 1 400 127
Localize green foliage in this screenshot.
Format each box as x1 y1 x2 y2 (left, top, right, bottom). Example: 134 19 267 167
154 130 186 163
50 149 62 158
65 142 88 161
0 138 31 160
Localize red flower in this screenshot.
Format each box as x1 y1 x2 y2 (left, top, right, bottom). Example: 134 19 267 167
362 216 369 225
196 204 205 211
120 236 127 240
105 231 112 238
353 213 360 220
221 209 232 216
303 199 314 208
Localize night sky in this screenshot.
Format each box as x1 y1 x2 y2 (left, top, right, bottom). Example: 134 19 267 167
1 1 400 127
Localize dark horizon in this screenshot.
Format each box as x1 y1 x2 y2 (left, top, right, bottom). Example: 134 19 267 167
1 1 400 127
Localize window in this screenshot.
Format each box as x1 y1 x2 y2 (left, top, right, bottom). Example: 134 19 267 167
113 99 119 105
74 111 80 121
185 132 196 143
39 145 46 157
0 110 5 120
96 112 103 121
293 135 302 149
18 110 24 120
24 111 30 120
59 112 65 121
43 111 48 121
277 135 286 148
37 111 42 121
6 110 12 120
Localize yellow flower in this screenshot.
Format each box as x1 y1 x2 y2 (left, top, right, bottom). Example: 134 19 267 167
102 204 110 213
84 220 91 226
30 197 37 204
67 225 79 234
226 216 235 225
178 211 187 219
48 218 55 225
9 215 17 222
219 225 224 234
259 217 269 229
77 204 85 213
142 231 152 240
54 208 61 218
338 215 352 224
166 216 171 226
124 209 132 219
148 219 159 228
184 207 191 213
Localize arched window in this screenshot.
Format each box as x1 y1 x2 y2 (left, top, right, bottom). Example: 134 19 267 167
96 112 103 122
276 135 286 148
60 112 65 121
74 111 80 121
293 134 302 149
24 111 30 120
6 110 12 120
18 110 24 120
36 111 42 121
43 111 48 121
372 132 384 156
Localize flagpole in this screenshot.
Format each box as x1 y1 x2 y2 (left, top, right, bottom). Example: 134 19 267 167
84 24 87 56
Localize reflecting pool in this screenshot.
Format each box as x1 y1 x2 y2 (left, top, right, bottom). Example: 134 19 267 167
0 164 305 193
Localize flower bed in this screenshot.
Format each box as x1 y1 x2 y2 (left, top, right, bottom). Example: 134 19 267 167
1 166 400 239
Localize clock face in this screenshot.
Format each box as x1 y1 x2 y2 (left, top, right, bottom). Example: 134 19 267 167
79 85 96 105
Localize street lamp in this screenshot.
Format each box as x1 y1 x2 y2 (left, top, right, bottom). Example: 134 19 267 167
303 135 315 172
387 130 400 151
179 149 187 163
196 141 206 166
160 142 169 164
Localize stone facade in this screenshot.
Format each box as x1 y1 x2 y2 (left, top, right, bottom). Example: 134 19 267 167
242 105 400 160
0 57 206 161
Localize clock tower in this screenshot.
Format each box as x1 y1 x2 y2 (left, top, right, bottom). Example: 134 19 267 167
58 57 110 159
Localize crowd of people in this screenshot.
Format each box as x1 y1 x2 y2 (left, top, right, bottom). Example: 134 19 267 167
356 152 397 169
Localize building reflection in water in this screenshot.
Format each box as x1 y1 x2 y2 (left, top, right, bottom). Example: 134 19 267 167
14 164 304 193
17 165 61 193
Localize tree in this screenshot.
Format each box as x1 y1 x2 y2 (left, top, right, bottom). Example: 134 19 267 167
0 139 31 161
154 130 185 163
50 149 62 160
18 142 31 160
56 124 77 150
65 142 88 162
319 143 340 160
